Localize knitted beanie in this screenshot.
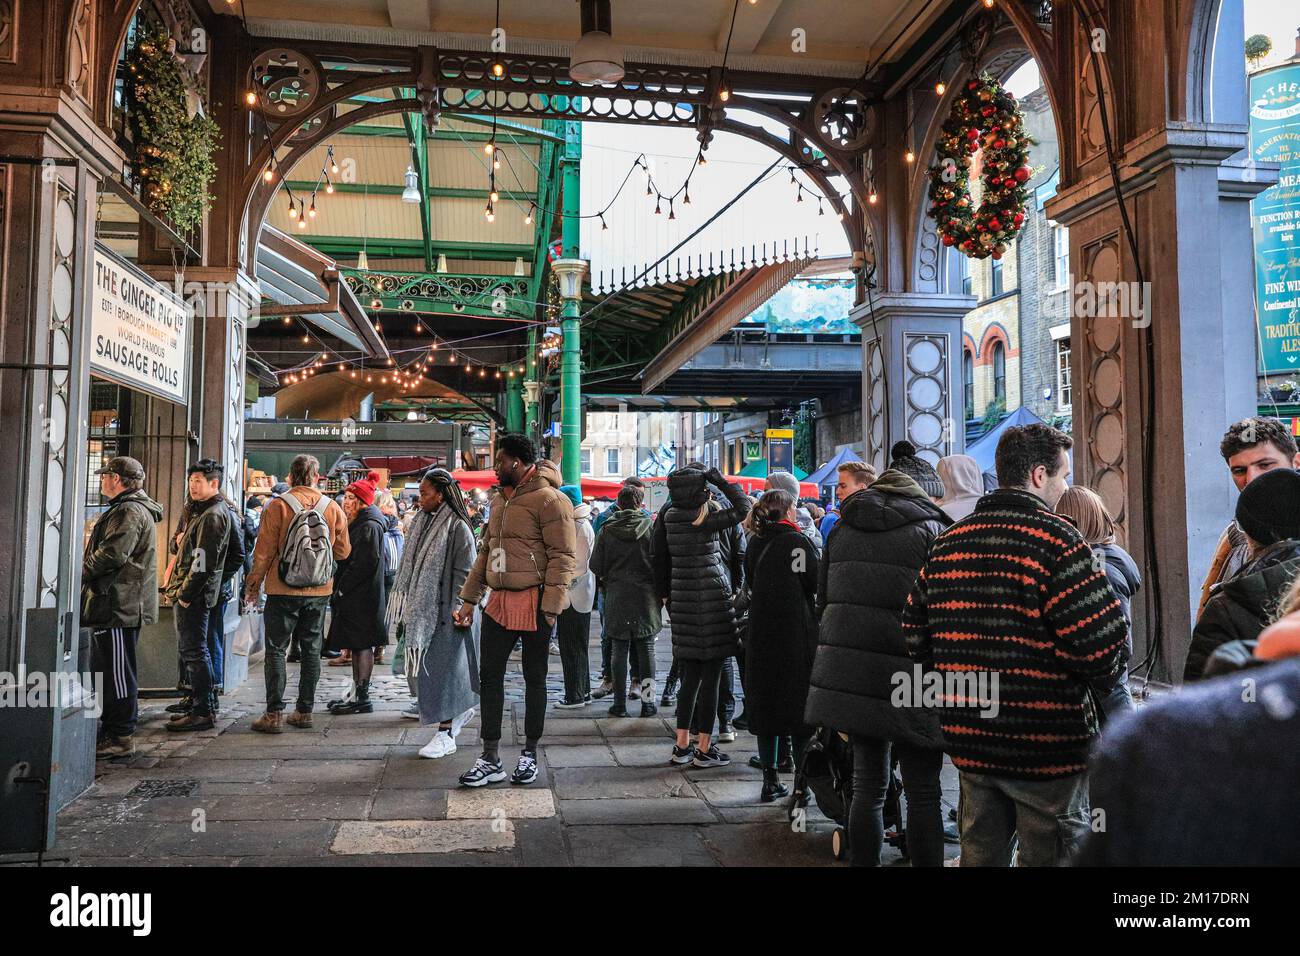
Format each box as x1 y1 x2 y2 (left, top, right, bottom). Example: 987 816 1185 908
888 441 946 499
559 484 583 507
1235 468 1300 545
766 471 801 498
346 469 381 506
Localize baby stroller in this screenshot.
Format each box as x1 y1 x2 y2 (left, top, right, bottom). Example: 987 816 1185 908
792 727 908 861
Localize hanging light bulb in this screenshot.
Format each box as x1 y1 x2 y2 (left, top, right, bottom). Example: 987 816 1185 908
654 197 662 215
683 188 691 205
330 157 340 174
525 203 535 225
245 89 257 106
263 168 275 184
599 213 608 231
668 201 675 221
935 80 946 95
719 87 731 102
308 198 317 218
288 200 297 218
484 141 496 156
697 153 707 166
493 157 501 170
490 189 499 203
905 149 916 164
868 191 878 205
818 199 824 216
485 203 495 223
492 60 505 78
401 166 421 203
325 182 335 194
297 213 308 230
302 334 309 343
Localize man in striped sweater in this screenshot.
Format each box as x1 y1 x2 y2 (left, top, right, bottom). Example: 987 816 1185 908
902 424 1127 866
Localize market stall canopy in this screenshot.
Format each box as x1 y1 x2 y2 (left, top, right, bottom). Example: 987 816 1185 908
805 447 864 489
738 458 809 481
966 405 1047 490
256 226 389 358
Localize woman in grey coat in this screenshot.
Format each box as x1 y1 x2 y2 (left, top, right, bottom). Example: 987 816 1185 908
385 468 479 759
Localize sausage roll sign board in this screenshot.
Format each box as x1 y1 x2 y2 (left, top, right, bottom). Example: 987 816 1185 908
91 244 191 405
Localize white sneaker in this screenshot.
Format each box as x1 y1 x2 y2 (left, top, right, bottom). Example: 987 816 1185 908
401 703 420 720
419 731 456 759
548 639 560 656
450 707 475 738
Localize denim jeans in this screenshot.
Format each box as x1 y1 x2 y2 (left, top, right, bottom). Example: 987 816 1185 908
175 601 215 718
958 770 1091 866
206 597 228 691
1098 669 1136 725
262 594 329 713
556 606 592 702
717 656 736 725
850 737 945 867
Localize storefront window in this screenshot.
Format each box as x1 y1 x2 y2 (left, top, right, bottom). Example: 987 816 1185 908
963 349 975 420
87 381 128 509
993 342 1007 404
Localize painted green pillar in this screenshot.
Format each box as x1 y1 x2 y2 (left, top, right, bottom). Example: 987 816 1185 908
556 120 584 486
524 325 539 439
506 369 525 433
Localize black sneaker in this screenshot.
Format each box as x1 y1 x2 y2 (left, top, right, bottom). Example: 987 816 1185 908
555 694 591 709
607 702 629 717
669 744 696 765
164 697 192 714
458 757 507 788
328 699 374 715
511 751 539 785
639 700 659 718
692 745 731 769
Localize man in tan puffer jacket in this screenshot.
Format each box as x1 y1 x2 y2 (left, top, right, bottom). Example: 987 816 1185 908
455 433 576 787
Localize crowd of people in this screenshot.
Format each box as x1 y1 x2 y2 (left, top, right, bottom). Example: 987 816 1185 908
78 416 1300 865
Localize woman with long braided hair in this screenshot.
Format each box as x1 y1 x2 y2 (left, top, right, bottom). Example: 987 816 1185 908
385 467 480 758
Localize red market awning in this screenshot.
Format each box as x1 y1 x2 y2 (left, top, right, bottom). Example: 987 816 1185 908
449 470 624 499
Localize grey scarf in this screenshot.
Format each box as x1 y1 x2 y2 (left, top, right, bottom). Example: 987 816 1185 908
386 503 456 650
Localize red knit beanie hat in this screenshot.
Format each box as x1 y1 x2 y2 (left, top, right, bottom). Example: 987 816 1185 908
347 470 379 506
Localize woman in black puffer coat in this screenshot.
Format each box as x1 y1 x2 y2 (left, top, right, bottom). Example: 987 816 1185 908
744 490 820 803
653 465 750 768
805 469 950 866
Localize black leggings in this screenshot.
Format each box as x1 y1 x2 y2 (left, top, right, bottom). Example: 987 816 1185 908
479 610 551 750
850 736 945 868
675 657 724 735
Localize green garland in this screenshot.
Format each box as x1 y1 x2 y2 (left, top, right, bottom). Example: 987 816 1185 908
926 72 1034 260
125 28 218 236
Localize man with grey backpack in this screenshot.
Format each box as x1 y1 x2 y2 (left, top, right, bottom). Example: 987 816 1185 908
244 454 351 733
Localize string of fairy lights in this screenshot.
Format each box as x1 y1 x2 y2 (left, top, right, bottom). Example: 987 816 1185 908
239 0 996 394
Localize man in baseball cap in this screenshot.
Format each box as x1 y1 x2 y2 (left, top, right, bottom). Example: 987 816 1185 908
83 455 163 758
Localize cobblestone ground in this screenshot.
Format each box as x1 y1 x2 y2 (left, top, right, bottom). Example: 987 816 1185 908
49 619 959 866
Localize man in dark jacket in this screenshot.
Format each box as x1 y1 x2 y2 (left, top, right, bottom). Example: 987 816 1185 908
1186 467 1300 682
903 425 1127 866
807 468 950 866
165 459 232 732
83 457 163 758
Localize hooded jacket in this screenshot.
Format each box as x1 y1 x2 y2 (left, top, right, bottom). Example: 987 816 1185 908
806 470 950 746
652 467 751 660
1098 542 1141 663
1185 538 1300 682
460 460 577 617
166 494 231 610
327 504 388 648
81 489 164 628
569 502 597 614
590 507 661 639
937 455 984 522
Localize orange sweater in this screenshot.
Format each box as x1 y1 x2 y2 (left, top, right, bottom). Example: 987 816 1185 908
244 487 351 598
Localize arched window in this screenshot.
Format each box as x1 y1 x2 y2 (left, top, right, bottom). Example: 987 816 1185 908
992 341 1007 404
963 349 975 420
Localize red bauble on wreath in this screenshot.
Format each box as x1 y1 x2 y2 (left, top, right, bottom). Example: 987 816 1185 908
926 72 1034 260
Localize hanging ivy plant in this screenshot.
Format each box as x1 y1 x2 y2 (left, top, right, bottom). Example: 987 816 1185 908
926 72 1034 260
125 27 219 237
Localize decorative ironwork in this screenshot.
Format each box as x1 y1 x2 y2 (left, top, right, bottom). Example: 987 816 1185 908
343 270 529 318
249 47 324 119
812 87 876 150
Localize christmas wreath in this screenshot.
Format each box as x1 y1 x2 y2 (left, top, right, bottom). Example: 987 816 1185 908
125 28 219 237
927 72 1034 260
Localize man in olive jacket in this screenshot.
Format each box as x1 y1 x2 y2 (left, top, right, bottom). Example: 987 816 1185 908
455 433 576 788
82 457 163 758
164 459 231 732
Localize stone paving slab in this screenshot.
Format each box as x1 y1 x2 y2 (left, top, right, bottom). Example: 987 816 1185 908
446 788 556 819
558 797 717 825
271 759 385 787
565 825 717 867
552 766 695 800
149 819 338 857
540 744 617 768
331 820 514 855
368 789 449 821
